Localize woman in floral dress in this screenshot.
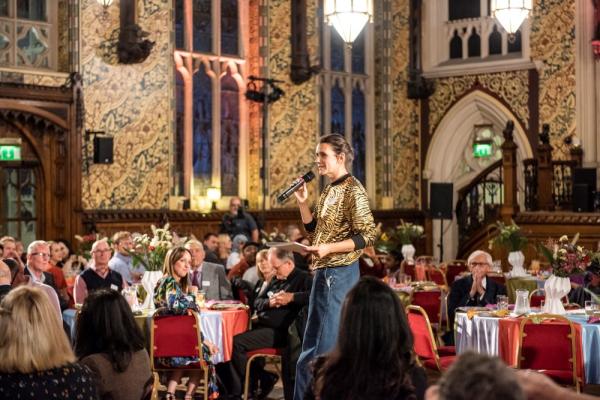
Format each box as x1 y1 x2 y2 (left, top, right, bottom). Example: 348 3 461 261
154 246 219 400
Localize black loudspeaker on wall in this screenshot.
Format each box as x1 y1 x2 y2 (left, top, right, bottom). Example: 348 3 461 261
93 137 113 164
430 183 453 219
573 184 593 212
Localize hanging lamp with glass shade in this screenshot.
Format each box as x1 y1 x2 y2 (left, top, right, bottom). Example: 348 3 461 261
324 0 373 44
490 0 532 35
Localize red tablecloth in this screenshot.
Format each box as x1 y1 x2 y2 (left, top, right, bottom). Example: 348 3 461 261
498 317 584 381
217 308 249 361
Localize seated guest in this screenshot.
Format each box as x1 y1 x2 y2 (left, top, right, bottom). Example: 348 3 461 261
217 233 233 266
447 250 506 337
0 260 11 300
250 249 276 310
185 239 233 301
307 276 426 400
24 240 67 310
3 258 23 286
227 234 248 270
227 241 260 282
358 246 386 278
75 289 152 400
154 247 219 400
109 231 145 285
221 196 259 242
0 286 98 399
47 241 69 306
426 352 523 400
228 247 312 399
74 239 126 305
203 232 222 265
569 260 600 307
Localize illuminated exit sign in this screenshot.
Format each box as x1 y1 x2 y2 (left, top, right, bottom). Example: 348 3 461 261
0 145 21 161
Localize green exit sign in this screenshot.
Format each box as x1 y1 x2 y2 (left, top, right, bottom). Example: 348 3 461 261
0 145 21 161
473 141 492 158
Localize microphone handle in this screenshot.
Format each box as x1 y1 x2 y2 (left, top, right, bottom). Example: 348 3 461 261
277 177 304 203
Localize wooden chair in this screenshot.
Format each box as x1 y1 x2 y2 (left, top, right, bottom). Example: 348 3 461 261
428 267 448 288
406 305 456 372
150 311 210 400
243 348 283 400
517 314 582 392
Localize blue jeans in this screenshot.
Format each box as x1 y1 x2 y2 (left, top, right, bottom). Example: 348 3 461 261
293 262 359 400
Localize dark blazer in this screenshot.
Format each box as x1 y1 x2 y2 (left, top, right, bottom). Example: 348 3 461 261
191 262 233 301
447 274 507 327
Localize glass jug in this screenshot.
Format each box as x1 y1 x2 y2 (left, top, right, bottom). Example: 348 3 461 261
514 289 530 315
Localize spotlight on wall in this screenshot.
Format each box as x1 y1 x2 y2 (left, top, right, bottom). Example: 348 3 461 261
206 187 221 211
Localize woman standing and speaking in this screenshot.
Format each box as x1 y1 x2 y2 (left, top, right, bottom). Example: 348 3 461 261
293 134 377 400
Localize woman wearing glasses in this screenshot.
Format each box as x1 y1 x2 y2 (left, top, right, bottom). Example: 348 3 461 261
293 134 377 400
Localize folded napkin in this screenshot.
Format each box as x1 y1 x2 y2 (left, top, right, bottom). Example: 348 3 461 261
588 316 600 324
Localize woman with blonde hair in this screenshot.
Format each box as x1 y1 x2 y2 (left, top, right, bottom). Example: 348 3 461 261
0 285 98 399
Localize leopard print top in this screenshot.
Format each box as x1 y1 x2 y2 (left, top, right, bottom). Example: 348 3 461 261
306 175 377 270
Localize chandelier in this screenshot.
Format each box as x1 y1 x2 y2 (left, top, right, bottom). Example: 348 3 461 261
490 0 532 35
324 0 373 44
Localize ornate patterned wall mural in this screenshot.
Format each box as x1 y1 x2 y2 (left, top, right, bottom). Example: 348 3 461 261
530 0 575 159
80 0 172 209
390 0 420 208
267 0 320 208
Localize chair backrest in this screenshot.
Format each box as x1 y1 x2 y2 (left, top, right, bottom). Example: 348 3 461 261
406 305 440 367
411 290 442 326
150 311 203 369
446 261 468 285
428 268 448 287
517 314 579 390
529 288 545 307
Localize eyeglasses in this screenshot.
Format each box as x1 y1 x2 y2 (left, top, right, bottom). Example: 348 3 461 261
93 249 112 254
470 262 489 268
32 252 50 259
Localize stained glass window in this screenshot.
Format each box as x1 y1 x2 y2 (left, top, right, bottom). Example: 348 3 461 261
488 25 502 55
220 72 239 196
18 0 46 21
174 1 245 200
331 84 345 135
221 0 238 55
352 87 366 185
175 0 184 50
174 70 185 195
508 30 522 53
192 64 213 195
193 0 211 53
450 30 462 59
467 28 480 58
330 29 344 71
0 1 8 16
352 28 365 74
1 166 37 245
448 0 479 21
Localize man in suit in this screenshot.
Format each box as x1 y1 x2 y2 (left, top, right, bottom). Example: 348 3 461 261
447 250 507 335
24 240 66 314
185 239 232 301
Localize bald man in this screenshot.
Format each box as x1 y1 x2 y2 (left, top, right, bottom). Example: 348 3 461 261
0 260 12 300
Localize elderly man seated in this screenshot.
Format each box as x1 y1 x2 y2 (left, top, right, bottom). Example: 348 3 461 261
446 250 507 343
185 239 233 301
74 239 126 304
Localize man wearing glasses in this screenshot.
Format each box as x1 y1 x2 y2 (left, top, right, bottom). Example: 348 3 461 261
446 250 507 343
23 240 65 315
74 239 126 304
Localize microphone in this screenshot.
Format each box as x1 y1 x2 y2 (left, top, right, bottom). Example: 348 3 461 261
277 171 315 203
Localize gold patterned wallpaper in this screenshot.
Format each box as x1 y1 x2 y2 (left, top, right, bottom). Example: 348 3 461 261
79 0 172 209
531 0 575 159
265 0 320 208
389 0 420 208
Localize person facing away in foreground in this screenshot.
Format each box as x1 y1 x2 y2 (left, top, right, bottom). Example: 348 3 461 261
293 133 378 400
426 351 598 400
0 285 98 399
307 276 426 400
75 288 152 400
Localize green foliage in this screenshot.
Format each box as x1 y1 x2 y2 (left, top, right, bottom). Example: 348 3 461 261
489 221 528 252
375 219 424 252
128 223 187 271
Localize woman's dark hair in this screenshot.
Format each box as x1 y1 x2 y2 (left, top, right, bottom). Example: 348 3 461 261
320 133 354 164
314 277 417 400
74 289 145 373
54 238 73 261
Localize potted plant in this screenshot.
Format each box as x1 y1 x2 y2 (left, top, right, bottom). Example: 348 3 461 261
376 220 424 263
490 221 528 277
538 234 589 314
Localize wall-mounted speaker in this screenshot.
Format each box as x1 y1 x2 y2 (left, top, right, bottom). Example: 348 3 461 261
93 136 113 164
430 182 453 219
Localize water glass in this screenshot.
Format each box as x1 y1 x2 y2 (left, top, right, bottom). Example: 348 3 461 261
496 295 508 311
196 290 206 308
514 289 530 315
585 301 594 316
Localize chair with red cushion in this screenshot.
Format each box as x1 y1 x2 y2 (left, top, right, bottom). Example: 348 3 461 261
243 348 283 400
403 261 416 281
150 311 210 400
517 314 582 392
529 288 545 307
411 290 442 331
445 261 468 286
428 267 448 287
406 305 456 372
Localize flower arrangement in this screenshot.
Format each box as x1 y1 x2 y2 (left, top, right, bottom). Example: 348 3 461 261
129 223 187 271
260 227 287 244
375 220 424 252
538 234 590 278
489 221 528 252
